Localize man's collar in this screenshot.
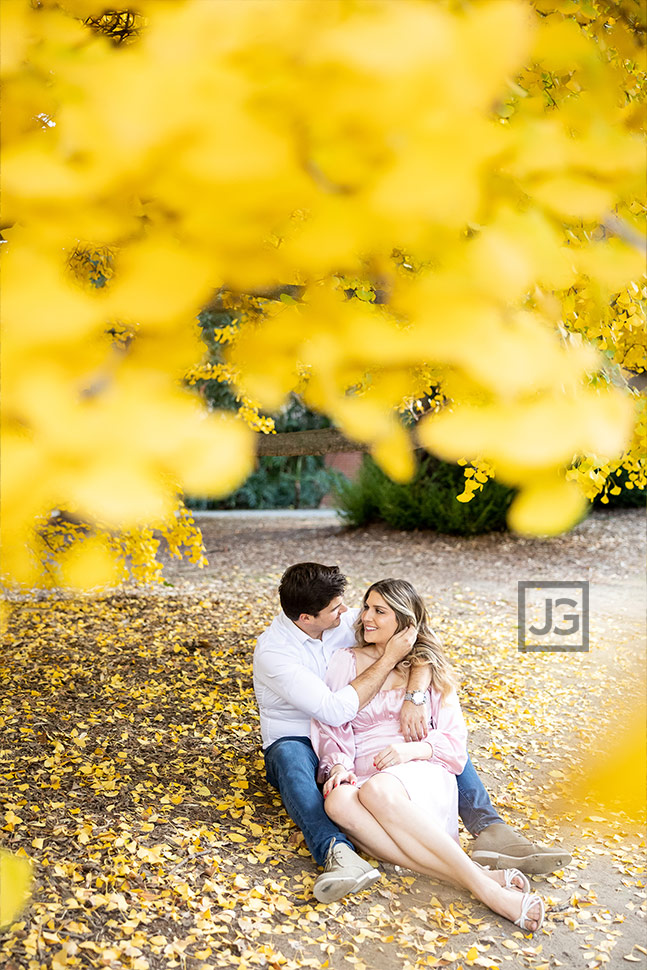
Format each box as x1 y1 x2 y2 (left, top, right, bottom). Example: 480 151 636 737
280 611 314 645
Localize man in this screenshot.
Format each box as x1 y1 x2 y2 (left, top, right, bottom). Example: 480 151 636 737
253 562 571 903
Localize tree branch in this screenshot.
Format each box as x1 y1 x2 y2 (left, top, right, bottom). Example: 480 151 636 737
255 428 367 457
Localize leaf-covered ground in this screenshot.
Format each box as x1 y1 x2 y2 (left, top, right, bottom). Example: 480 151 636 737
1 509 645 970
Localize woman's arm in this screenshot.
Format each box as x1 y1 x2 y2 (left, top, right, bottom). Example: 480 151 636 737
425 689 468 774
373 740 434 770
377 688 468 773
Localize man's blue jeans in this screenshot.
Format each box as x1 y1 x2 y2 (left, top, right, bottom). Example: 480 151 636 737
264 736 355 866
456 755 503 835
264 737 502 867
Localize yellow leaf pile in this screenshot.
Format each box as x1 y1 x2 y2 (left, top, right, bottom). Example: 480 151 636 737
1 496 645 969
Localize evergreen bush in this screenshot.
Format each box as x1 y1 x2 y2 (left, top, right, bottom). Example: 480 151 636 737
334 455 515 535
188 454 335 510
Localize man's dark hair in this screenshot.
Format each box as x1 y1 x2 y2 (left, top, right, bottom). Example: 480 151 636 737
279 562 347 621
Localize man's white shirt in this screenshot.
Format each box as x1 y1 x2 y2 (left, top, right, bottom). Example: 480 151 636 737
253 609 360 748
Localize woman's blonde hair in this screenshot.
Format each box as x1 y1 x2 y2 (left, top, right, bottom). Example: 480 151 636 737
355 578 456 700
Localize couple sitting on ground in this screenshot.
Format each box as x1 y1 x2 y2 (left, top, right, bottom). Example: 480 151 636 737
253 563 571 932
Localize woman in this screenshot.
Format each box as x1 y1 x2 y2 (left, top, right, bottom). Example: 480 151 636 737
311 579 544 933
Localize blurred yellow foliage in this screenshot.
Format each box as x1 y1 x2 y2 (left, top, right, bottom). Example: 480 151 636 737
573 706 647 820
0 850 32 929
1 0 645 586
59 534 121 590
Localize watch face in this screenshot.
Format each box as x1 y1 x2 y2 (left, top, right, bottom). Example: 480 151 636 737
412 690 425 705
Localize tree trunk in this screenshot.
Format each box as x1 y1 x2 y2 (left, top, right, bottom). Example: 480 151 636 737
255 428 367 457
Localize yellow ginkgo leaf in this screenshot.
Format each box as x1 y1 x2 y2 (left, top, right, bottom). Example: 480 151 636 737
371 424 416 484
0 850 33 929
507 477 588 536
60 535 122 590
531 175 615 221
178 414 255 497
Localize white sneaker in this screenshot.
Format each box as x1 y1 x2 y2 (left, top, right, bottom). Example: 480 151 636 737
313 840 381 903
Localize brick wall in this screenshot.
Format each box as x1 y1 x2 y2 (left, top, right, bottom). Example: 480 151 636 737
320 451 363 507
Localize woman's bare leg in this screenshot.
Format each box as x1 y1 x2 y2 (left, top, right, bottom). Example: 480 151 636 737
325 784 428 870
326 786 524 890
358 775 542 931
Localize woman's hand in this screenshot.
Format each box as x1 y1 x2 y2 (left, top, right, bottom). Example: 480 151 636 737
373 743 414 770
323 765 357 797
374 741 433 771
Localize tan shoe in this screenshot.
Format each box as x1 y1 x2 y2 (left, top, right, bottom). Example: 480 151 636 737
471 823 571 875
313 840 381 903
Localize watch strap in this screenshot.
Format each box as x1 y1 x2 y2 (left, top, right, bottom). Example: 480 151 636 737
404 690 426 705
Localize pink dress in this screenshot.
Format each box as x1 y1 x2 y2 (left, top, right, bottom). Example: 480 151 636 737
311 649 468 842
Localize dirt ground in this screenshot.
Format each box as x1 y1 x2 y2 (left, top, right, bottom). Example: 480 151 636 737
1 508 645 970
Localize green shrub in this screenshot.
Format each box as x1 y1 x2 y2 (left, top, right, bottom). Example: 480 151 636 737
330 457 383 525
333 455 515 535
188 454 335 510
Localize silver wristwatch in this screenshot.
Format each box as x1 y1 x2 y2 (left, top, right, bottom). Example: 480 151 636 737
404 690 426 706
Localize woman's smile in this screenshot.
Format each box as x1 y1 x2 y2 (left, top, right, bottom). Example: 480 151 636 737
361 591 398 643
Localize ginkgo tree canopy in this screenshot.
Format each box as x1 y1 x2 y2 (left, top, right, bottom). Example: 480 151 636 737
1 0 645 588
